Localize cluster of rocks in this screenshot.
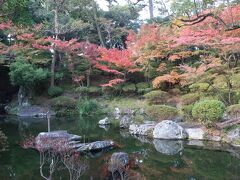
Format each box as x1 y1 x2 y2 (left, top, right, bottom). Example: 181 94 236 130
128 120 240 147
97 107 240 148
98 107 148 129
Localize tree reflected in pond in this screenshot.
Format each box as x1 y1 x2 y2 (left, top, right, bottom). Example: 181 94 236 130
0 129 8 152
22 135 89 180
38 149 89 180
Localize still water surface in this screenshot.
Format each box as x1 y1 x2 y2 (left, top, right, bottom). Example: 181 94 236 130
0 115 240 180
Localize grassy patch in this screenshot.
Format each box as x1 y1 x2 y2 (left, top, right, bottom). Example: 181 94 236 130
146 105 179 121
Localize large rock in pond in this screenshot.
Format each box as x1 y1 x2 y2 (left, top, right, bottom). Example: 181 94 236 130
153 120 188 139
35 131 82 151
129 121 156 136
76 140 114 152
153 139 183 155
35 131 114 152
98 117 110 125
226 128 240 147
17 105 55 117
120 115 132 129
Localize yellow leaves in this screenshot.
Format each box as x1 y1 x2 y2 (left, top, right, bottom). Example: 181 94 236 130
152 71 181 89
168 54 181 61
168 51 195 62
157 63 167 72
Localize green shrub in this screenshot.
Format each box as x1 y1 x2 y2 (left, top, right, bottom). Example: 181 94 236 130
77 98 100 116
137 88 152 94
48 86 64 97
136 82 151 94
113 84 123 92
88 86 102 95
146 105 179 121
212 89 240 105
189 83 210 92
192 100 225 127
169 88 182 95
50 96 77 109
122 83 136 93
213 75 227 89
102 86 115 96
226 104 240 118
230 74 240 88
181 104 194 120
75 87 89 94
75 86 102 96
144 90 170 105
50 96 77 116
181 93 201 105
136 82 150 89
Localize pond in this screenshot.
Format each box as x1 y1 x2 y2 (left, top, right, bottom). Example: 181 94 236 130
0 115 240 180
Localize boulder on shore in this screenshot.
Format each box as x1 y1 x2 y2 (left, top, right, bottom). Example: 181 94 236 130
185 128 204 140
226 128 240 146
98 117 110 125
153 120 188 139
129 121 156 136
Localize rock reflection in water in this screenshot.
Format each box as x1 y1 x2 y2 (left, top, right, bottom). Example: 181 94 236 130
153 139 183 155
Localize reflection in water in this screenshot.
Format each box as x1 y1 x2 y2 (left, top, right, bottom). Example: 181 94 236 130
108 152 129 180
21 133 89 180
0 129 8 152
1 116 240 180
153 139 183 155
39 149 88 180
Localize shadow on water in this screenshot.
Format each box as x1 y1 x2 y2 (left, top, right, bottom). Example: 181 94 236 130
0 115 240 180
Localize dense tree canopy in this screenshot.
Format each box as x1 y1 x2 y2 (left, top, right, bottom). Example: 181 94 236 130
0 0 239 98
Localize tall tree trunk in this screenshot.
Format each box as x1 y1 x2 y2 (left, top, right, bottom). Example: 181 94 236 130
50 50 56 87
50 9 59 87
86 68 91 87
149 0 154 19
92 0 105 47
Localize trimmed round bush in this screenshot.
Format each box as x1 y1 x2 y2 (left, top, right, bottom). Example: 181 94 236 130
122 83 136 93
137 87 152 94
230 74 240 88
226 104 240 118
48 86 63 97
136 82 151 94
50 96 77 109
181 93 201 105
144 90 170 105
146 105 179 121
75 87 89 94
136 82 150 89
189 83 210 92
192 100 225 126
